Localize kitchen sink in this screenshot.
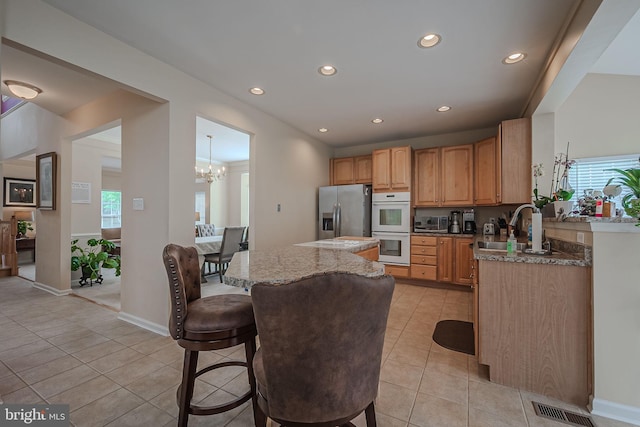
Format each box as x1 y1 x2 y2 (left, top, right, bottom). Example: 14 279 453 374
477 241 526 252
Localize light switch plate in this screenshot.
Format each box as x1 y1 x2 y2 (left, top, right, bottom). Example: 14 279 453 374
133 198 144 210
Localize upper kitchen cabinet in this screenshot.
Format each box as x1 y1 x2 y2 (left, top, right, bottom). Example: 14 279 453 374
474 136 500 205
414 144 473 207
413 148 440 206
330 155 372 185
372 146 412 192
441 144 474 206
499 117 531 204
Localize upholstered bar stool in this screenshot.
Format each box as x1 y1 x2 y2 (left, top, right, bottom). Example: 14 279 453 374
251 272 395 427
163 244 258 427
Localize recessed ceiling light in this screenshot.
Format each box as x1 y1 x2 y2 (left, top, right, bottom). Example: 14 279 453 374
437 105 451 112
371 118 384 124
418 33 441 48
249 87 265 95
318 65 337 76
502 52 526 64
318 128 328 133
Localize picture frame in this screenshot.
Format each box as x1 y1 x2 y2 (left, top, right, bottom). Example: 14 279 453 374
3 178 36 207
36 152 57 210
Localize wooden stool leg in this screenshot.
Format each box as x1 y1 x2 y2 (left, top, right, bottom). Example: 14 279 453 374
178 349 199 427
364 402 377 427
244 337 262 427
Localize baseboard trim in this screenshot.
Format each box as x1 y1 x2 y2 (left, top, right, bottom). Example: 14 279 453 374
32 281 73 296
591 398 640 426
117 311 169 336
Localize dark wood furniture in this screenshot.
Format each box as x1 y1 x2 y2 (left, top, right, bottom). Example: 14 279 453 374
16 237 35 262
163 244 258 427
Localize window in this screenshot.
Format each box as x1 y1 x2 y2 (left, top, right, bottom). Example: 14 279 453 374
568 154 640 206
101 191 121 228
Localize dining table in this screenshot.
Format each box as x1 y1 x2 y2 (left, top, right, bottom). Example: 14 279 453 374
195 235 223 280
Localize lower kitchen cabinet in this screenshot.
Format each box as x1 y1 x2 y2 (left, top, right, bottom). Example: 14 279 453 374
410 235 437 280
355 245 379 261
453 237 474 285
384 264 409 278
478 260 591 406
436 237 454 282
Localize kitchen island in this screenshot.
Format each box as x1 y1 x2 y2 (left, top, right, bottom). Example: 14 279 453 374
223 244 384 289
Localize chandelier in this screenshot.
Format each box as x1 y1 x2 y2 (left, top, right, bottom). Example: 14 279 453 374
195 135 226 184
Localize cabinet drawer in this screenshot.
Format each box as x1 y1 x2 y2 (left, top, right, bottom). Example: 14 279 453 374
385 264 410 278
410 245 437 256
411 265 437 280
411 235 438 246
411 255 437 265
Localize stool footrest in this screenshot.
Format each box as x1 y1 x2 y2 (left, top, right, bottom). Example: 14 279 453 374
177 359 253 416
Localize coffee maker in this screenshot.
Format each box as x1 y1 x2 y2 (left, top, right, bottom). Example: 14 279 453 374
449 210 461 234
463 209 477 234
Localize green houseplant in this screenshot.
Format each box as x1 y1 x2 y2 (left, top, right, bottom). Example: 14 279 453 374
16 220 33 238
71 238 121 286
606 166 640 226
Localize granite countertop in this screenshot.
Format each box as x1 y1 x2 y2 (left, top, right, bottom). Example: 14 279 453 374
294 236 379 252
544 215 638 224
223 246 385 289
473 236 591 267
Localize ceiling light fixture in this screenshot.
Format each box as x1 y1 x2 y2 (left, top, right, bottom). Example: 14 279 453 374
318 128 328 133
249 87 265 95
195 135 226 184
437 105 451 112
502 52 526 64
371 118 384 124
3 80 42 100
318 65 337 76
418 33 441 48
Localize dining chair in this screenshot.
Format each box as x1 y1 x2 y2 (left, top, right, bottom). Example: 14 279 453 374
196 223 216 237
204 226 245 281
250 272 395 426
162 244 258 427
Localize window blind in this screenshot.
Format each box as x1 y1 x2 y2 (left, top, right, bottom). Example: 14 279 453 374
568 154 640 204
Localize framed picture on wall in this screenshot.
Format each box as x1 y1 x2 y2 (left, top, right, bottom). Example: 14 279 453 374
36 152 57 210
3 178 36 207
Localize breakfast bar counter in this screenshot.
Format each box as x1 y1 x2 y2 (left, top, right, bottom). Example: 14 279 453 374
223 245 385 289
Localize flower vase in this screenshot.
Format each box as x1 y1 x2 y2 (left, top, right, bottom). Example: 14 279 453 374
553 200 574 219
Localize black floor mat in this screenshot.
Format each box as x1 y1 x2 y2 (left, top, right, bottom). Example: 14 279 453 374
432 320 475 355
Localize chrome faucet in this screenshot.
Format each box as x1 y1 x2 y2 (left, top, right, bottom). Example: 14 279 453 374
509 204 543 252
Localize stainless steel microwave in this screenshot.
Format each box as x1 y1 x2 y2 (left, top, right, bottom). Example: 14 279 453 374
414 216 449 233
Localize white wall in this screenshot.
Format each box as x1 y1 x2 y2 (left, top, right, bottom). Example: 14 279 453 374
548 73 640 422
226 160 249 227
2 0 330 331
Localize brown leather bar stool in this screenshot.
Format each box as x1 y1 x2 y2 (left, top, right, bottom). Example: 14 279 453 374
163 244 258 427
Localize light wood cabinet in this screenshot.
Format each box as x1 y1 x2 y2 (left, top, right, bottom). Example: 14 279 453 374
453 238 474 285
354 155 372 184
413 148 440 206
384 264 409 278
330 155 372 185
355 245 378 261
479 261 591 405
499 118 531 204
414 144 473 207
436 236 454 282
474 136 500 205
410 235 437 280
372 146 411 192
441 144 474 206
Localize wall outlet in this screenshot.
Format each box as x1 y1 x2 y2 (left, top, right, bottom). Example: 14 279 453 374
577 232 584 243
277 203 281 212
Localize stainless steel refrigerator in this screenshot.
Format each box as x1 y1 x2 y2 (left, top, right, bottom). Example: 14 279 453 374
318 184 372 239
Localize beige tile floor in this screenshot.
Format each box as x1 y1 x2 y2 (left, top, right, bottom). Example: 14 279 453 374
0 274 635 427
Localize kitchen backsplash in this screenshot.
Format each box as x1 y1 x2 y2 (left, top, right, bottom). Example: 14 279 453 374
414 204 526 233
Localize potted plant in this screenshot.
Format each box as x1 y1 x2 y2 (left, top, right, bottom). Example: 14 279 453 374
532 143 576 217
16 220 33 238
606 166 640 226
71 238 121 286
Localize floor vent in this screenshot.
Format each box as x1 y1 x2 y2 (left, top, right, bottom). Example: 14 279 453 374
532 402 596 427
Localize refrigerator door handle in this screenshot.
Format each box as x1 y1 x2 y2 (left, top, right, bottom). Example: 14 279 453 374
332 204 338 238
336 203 341 237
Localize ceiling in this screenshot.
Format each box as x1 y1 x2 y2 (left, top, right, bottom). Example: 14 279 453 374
2 1 640 155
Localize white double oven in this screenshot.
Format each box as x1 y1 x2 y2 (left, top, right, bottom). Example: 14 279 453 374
371 192 411 266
